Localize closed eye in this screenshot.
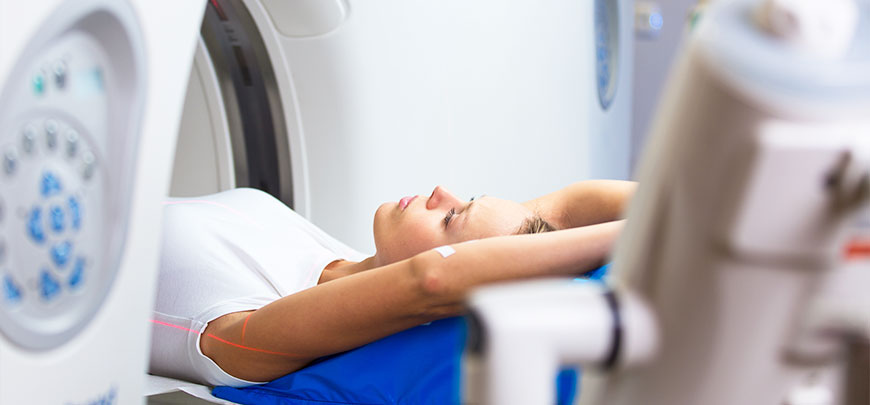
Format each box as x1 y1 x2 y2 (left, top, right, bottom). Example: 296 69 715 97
443 208 456 227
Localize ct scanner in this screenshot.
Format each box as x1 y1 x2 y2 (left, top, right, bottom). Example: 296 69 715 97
0 0 634 402
171 0 635 252
1 0 867 404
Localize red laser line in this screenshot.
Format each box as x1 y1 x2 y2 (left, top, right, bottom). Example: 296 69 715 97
150 318 198 333
149 319 306 359
204 333 306 358
209 0 229 21
241 312 253 345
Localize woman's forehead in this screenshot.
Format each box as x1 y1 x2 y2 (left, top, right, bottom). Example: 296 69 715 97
461 196 531 237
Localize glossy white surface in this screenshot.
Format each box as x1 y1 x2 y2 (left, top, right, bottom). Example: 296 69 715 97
0 0 203 403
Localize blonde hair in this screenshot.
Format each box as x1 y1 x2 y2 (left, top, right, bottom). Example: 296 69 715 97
517 215 556 235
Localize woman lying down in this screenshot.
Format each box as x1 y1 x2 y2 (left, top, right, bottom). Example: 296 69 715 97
149 180 635 386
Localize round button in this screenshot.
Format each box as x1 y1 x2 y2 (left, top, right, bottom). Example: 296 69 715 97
68 196 82 230
39 270 61 301
69 258 85 289
53 60 68 89
635 2 664 39
3 275 22 305
41 171 63 197
3 147 18 176
757 0 859 58
81 151 95 181
49 205 65 233
65 129 79 158
50 241 72 269
44 120 58 150
21 125 37 154
32 72 45 95
27 207 46 244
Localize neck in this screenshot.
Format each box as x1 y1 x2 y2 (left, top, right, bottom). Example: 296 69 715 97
318 256 379 284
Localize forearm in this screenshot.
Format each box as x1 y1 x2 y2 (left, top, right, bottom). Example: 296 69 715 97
417 220 623 303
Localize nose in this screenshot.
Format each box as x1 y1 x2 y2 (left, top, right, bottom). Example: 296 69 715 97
426 185 463 210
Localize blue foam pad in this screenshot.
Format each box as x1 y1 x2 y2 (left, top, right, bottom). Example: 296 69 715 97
212 264 609 405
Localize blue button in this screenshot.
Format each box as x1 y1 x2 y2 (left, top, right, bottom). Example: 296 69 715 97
69 258 85 289
69 197 81 230
51 241 72 269
649 13 663 30
32 73 45 95
40 270 61 300
3 275 22 304
41 171 62 197
28 207 45 244
50 205 65 233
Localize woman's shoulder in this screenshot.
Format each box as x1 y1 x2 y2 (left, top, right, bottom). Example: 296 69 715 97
165 188 288 215
167 187 277 205
163 188 320 240
159 188 296 259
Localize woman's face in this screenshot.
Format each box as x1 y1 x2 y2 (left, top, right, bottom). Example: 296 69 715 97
372 185 533 265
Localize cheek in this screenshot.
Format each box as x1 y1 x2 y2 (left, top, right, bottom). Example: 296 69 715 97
386 219 445 262
403 225 441 250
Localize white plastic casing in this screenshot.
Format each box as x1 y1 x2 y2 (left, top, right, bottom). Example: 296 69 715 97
581 1 870 404
465 280 658 405
0 0 204 403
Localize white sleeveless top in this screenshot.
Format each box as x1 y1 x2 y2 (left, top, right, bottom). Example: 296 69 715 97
149 188 366 386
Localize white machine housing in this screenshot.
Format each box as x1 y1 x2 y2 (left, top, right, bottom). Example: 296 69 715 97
0 1 148 403
466 0 870 404
171 0 635 252
0 0 204 403
588 0 870 403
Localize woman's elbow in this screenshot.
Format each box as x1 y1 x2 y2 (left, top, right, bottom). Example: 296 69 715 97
409 253 464 318
409 252 443 295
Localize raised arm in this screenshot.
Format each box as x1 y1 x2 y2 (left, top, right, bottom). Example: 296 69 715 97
201 220 623 382
523 180 636 229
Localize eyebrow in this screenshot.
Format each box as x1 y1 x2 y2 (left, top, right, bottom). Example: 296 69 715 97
460 194 486 224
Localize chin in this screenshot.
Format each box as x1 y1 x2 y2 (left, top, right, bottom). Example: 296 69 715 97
371 203 389 252
373 202 391 229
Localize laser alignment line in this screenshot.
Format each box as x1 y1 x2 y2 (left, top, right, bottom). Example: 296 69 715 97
241 312 253 345
149 319 307 359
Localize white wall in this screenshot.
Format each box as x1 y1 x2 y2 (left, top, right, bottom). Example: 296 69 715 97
631 0 701 175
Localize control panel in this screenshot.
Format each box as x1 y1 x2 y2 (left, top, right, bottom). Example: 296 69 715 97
595 0 622 110
0 9 144 350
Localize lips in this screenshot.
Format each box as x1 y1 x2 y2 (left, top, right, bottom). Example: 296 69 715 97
399 195 418 211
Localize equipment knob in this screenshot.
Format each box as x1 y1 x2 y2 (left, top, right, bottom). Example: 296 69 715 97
756 0 858 58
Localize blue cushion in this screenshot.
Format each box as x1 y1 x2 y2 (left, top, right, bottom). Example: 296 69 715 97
212 264 609 405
